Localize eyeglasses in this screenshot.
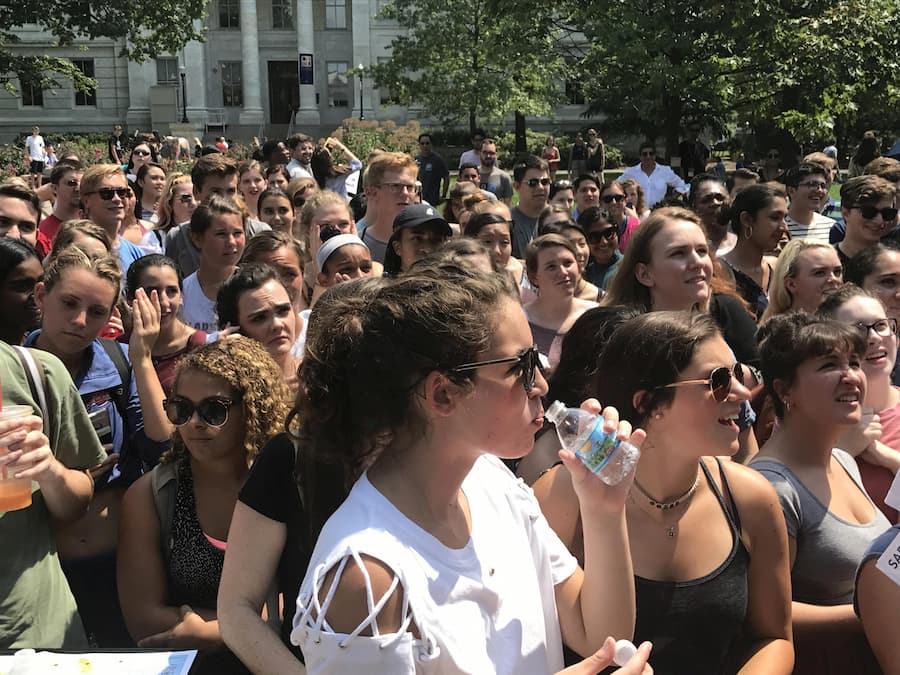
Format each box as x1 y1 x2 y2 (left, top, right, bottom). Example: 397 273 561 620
641 150 656 157
178 194 195 204
451 345 542 393
587 227 618 243
132 149 151 157
854 205 899 221
85 187 129 200
660 363 744 403
164 396 240 427
601 194 626 204
523 177 551 188
379 182 418 194
851 318 898 338
799 181 828 191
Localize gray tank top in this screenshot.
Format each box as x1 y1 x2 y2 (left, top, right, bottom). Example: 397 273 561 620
751 449 891 605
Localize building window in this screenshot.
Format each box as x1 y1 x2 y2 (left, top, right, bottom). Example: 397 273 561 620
325 0 347 29
377 57 398 105
272 0 293 28
20 77 43 107
72 59 97 106
221 62 243 107
219 0 240 28
156 58 178 85
564 80 585 105
327 62 349 107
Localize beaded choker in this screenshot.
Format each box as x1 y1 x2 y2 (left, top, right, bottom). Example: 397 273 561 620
632 471 700 510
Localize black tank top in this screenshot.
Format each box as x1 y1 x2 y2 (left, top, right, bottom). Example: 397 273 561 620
632 459 749 675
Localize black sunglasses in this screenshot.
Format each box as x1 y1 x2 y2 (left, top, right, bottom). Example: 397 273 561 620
178 194 195 204
601 194 626 204
855 205 899 221
661 363 744 403
87 187 129 200
451 345 542 392
164 396 240 427
293 196 307 208
587 227 618 243
523 177 552 188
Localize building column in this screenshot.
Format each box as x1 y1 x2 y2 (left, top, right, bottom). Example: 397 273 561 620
238 0 265 125
351 0 374 120
125 58 153 129
294 0 320 126
183 21 209 126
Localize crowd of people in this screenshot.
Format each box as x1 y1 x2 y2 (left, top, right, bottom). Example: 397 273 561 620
1 124 900 675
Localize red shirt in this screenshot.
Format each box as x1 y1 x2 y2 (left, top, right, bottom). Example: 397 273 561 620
38 213 63 257
861 390 900 523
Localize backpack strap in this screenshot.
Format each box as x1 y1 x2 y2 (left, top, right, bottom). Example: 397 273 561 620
99 338 132 421
12 345 49 421
150 459 179 569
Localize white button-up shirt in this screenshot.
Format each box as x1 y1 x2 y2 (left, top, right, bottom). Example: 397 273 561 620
618 162 687 208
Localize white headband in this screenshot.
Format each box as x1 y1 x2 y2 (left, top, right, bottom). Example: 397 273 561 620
316 234 368 270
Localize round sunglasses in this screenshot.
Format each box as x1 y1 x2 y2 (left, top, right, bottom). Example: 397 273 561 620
660 363 744 402
164 396 240 427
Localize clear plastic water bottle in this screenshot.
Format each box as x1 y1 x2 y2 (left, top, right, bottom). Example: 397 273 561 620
544 400 640 485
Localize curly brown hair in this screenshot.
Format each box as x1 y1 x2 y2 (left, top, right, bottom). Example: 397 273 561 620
163 336 290 464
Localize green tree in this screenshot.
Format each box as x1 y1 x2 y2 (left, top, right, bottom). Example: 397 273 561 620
370 0 563 134
567 0 900 156
0 0 206 94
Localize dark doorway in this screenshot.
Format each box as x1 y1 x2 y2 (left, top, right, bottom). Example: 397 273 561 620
268 61 299 124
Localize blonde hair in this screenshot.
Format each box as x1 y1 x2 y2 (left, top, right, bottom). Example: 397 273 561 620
156 173 193 231
48 219 113 262
297 191 352 253
619 178 647 215
602 207 708 312
286 176 318 202
81 163 126 195
761 239 836 321
43 246 121 310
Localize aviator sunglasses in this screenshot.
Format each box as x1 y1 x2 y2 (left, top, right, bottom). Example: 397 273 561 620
451 345 543 392
660 363 744 403
164 396 241 427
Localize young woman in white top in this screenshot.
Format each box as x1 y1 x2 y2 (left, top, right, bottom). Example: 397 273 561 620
181 196 246 333
289 261 652 674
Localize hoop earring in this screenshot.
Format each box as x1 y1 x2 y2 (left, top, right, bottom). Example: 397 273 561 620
744 226 753 240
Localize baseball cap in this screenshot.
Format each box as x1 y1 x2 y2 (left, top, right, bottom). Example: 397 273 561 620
391 203 452 236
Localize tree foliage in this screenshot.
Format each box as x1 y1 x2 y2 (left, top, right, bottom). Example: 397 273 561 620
0 0 206 93
370 0 564 133
567 0 900 154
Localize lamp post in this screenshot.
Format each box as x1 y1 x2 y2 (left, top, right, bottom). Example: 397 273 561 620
357 63 364 121
179 65 189 123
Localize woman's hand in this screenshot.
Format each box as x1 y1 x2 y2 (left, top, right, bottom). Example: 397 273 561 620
556 637 653 675
836 407 881 458
558 399 645 515
137 605 220 650
129 288 162 360
0 415 62 485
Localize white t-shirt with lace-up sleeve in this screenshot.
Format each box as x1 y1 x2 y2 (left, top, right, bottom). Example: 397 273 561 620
291 454 578 674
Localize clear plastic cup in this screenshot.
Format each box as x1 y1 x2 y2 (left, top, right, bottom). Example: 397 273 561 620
0 405 35 511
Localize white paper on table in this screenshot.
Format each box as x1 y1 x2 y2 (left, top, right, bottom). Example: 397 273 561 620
0 649 197 675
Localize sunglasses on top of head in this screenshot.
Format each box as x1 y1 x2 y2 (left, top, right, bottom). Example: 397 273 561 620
660 363 744 403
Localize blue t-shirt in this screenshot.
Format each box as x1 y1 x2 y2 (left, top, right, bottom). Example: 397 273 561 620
116 236 145 273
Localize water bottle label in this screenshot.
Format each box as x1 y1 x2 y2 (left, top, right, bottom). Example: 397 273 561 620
576 420 619 474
